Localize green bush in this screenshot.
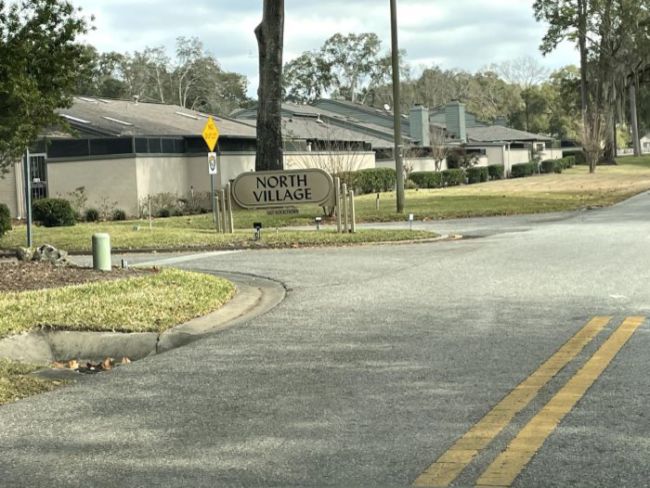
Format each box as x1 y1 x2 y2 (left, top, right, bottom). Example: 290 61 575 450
442 168 465 186
32 198 76 227
157 208 171 218
0 203 11 238
112 209 127 221
540 160 556 174
84 208 100 222
511 162 537 178
488 165 505 180
352 168 396 194
466 167 488 184
409 171 443 189
574 151 587 165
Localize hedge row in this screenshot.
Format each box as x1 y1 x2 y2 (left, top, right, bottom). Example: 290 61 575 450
337 168 397 194
541 156 577 174
0 203 11 238
466 166 489 184
511 162 538 178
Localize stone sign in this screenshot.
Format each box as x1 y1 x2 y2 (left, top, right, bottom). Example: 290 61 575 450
232 169 334 209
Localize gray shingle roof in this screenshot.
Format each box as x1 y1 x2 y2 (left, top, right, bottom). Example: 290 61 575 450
58 97 256 138
467 126 553 143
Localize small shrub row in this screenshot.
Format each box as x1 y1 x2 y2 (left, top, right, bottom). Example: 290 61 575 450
511 162 538 178
409 171 443 189
466 167 489 184
488 164 505 180
0 203 11 238
32 198 76 228
352 168 397 194
443 168 465 186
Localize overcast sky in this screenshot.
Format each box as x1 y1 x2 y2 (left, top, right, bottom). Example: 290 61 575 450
81 0 578 96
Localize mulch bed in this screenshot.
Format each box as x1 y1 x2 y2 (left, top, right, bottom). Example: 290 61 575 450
0 261 151 293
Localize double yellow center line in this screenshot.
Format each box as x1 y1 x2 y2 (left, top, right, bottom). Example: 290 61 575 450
414 316 645 488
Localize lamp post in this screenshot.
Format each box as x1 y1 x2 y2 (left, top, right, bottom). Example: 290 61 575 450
390 0 405 213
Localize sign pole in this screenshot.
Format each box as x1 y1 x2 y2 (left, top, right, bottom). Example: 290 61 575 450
334 177 342 234
226 182 234 234
23 149 33 248
211 174 217 227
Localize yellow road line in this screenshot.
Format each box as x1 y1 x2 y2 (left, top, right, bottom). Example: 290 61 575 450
413 316 612 488
476 316 645 487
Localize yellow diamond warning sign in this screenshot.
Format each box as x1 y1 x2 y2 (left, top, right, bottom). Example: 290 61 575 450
202 116 220 152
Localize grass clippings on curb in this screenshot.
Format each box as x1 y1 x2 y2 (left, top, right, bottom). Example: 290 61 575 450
0 359 62 406
0 268 235 339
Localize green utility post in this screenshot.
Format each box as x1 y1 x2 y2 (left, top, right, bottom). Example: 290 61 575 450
92 233 112 271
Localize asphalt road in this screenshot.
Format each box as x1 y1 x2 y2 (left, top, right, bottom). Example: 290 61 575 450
2 194 650 487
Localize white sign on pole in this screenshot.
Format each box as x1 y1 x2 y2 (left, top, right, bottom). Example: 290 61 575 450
208 152 218 175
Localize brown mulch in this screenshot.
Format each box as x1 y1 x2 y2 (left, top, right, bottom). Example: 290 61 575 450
0 261 151 293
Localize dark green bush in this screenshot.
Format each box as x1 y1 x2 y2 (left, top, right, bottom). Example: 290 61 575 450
466 167 488 184
32 198 76 227
409 172 443 189
488 165 505 180
574 151 587 165
442 168 465 186
84 208 100 222
446 150 461 169
540 160 556 174
353 168 396 194
112 209 127 221
511 162 537 178
157 208 171 218
0 203 11 238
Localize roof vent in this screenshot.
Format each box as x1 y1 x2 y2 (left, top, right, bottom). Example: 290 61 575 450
175 111 198 120
61 114 90 124
103 116 133 126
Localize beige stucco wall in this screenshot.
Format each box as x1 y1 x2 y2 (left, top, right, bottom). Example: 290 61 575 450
48 157 139 217
136 156 190 201
283 151 375 173
0 163 22 218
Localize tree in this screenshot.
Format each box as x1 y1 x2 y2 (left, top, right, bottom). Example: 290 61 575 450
0 0 89 173
283 32 395 105
490 56 551 89
255 0 284 171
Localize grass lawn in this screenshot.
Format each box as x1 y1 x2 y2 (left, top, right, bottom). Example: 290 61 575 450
0 224 435 253
2 156 649 253
0 359 61 406
0 268 235 339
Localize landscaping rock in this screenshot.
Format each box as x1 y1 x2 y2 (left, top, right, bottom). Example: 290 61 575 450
16 247 35 262
32 244 69 266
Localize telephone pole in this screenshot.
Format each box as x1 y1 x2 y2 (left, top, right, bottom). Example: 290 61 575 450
390 0 405 213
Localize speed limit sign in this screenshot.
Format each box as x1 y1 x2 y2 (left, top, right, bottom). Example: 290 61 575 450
208 152 217 175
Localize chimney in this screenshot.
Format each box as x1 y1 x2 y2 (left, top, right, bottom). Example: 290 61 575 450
409 104 430 146
445 100 466 142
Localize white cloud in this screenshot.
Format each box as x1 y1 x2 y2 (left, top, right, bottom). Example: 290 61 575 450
79 0 579 97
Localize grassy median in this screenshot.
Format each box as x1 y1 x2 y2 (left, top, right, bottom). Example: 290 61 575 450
0 268 235 339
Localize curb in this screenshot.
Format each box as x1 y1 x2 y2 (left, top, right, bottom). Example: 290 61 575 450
0 271 286 366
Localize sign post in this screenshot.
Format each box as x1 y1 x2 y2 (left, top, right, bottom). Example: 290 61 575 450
23 149 33 248
202 117 220 231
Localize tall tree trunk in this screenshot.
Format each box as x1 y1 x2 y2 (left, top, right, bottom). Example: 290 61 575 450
630 74 641 156
255 0 284 171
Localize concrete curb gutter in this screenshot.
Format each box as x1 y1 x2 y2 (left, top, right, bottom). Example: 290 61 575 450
0 271 286 366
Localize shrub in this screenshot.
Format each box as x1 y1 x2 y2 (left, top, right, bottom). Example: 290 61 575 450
488 165 504 180
540 160 556 174
84 208 100 222
409 171 443 189
574 151 587 165
32 198 76 227
0 203 11 238
352 168 396 194
442 168 465 186
446 149 461 169
466 167 488 184
404 179 419 190
511 162 537 178
157 208 171 218
112 209 127 221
